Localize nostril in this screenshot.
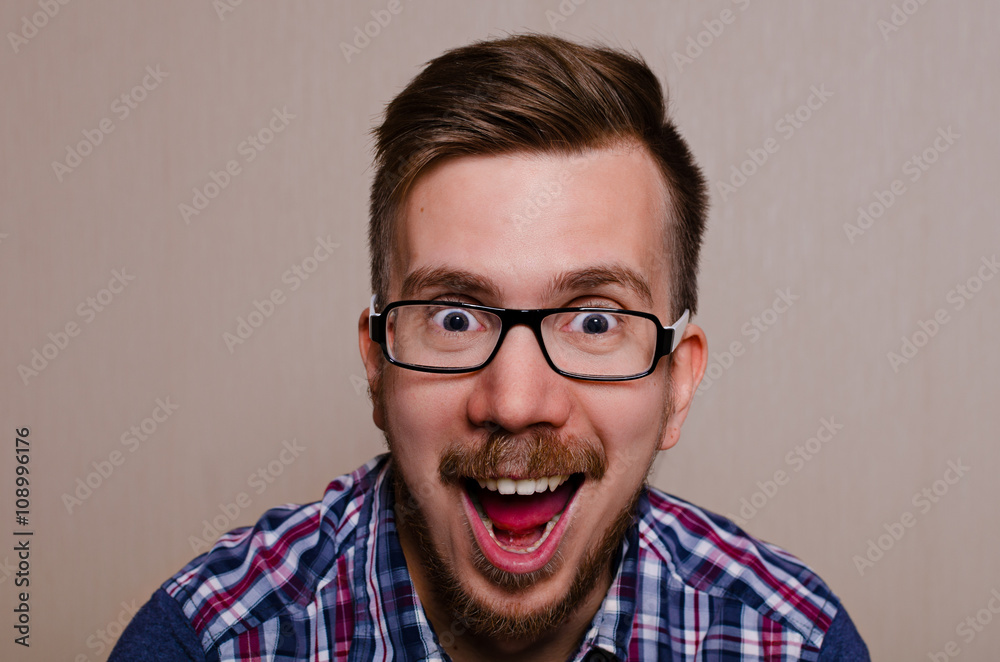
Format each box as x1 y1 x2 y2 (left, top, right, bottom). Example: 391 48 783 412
484 421 501 433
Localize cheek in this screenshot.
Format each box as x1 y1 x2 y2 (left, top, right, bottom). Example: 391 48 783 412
584 382 668 475
382 382 468 533
382 375 472 472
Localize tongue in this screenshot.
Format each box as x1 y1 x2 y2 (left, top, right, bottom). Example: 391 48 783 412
478 479 575 532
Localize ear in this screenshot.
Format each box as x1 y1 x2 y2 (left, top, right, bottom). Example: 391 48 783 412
358 307 386 430
658 322 707 451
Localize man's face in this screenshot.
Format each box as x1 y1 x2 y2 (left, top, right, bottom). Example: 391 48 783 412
361 145 696 641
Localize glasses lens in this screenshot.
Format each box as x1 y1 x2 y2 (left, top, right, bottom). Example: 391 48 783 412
386 304 501 369
541 310 658 378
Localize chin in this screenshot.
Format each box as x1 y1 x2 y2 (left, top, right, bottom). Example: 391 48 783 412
394 466 639 642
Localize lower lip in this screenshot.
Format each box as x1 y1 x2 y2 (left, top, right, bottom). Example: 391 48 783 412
461 482 581 575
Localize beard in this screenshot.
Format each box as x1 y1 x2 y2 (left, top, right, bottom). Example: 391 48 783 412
387 425 652 643
369 360 670 643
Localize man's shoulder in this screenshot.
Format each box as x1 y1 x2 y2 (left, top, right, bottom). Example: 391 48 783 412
634 486 842 652
161 455 389 650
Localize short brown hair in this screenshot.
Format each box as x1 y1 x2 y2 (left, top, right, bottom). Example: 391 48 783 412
368 34 707 319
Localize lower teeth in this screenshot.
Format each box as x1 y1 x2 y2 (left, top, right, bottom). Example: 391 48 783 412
480 513 561 554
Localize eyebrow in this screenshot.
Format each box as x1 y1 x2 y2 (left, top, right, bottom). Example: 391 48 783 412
400 266 503 302
399 264 653 309
547 265 654 309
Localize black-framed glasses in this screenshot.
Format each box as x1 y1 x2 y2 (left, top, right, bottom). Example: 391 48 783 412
368 295 689 382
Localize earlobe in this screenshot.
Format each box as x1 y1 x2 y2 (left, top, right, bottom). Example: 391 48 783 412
658 322 708 451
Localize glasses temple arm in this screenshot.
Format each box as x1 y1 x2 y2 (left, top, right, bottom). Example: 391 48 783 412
369 294 381 342
667 309 690 354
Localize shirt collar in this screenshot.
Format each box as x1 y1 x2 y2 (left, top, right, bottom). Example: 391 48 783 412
359 459 447 661
570 503 641 662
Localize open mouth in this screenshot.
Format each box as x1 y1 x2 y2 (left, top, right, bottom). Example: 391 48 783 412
461 473 585 573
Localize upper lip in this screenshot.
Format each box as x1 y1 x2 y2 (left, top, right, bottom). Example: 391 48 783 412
464 471 582 481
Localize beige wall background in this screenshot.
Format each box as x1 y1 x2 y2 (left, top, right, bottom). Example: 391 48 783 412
1 1 997 659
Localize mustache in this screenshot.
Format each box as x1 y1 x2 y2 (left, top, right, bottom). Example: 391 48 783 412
439 427 607 484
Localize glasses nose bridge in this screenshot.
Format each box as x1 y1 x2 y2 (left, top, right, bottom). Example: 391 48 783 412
495 308 551 356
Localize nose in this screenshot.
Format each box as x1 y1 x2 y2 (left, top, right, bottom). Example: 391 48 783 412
466 324 572 434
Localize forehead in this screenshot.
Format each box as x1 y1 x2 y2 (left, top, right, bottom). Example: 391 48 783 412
392 146 671 310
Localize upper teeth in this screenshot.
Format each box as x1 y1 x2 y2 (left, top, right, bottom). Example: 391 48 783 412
476 475 569 495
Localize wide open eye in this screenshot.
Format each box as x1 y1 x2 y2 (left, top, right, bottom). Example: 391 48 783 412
566 311 619 335
431 308 485 333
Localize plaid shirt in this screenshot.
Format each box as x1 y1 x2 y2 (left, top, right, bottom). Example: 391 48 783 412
161 454 854 661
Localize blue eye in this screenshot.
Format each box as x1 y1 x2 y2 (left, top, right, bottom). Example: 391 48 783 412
432 308 484 332
568 312 619 334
